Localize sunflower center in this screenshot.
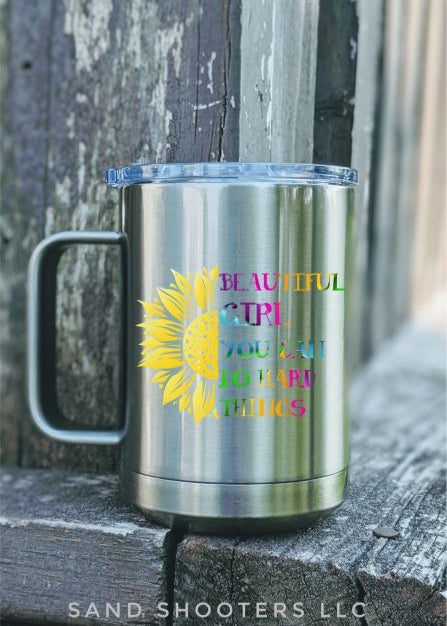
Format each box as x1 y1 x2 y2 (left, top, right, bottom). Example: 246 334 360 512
182 310 218 380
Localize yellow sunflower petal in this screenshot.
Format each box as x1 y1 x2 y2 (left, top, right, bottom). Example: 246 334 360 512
194 272 207 310
179 393 191 411
152 370 170 383
158 288 189 322
192 381 216 424
144 319 183 341
138 347 184 369
209 266 219 283
140 337 163 349
194 272 215 310
171 269 194 297
138 300 168 317
137 321 162 330
162 367 194 405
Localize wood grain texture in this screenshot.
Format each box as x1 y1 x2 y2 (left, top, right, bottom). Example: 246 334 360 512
239 0 319 162
349 0 384 366
173 324 446 625
164 0 241 162
410 0 446 328
0 469 170 625
0 0 241 471
370 0 430 347
313 0 358 166
0 0 53 466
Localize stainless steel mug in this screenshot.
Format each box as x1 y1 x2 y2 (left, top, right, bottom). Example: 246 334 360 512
28 162 357 534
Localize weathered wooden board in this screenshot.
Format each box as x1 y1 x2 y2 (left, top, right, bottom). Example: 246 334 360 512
238 0 319 162
0 0 242 471
350 0 384 366
0 0 54 467
369 0 431 348
410 0 446 327
173 324 446 625
0 469 170 625
313 0 358 166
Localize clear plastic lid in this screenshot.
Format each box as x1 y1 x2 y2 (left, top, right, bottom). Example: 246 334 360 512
105 162 357 187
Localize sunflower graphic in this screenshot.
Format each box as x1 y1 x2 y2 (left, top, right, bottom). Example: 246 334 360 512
137 266 219 424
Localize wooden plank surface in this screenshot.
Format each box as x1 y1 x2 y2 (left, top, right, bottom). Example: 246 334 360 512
173 324 446 625
410 0 446 328
313 0 358 166
0 469 170 626
0 0 242 471
0 0 54 466
369 0 430 348
238 0 319 162
350 0 384 366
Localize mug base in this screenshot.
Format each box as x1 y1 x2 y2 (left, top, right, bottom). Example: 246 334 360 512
121 467 348 535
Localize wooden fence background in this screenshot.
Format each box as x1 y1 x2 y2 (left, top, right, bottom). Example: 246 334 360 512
0 0 445 471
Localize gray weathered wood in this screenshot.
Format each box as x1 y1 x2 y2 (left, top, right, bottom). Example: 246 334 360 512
239 0 319 162
313 0 358 166
410 0 446 327
0 0 53 466
0 469 170 625
350 0 384 366
173 324 446 625
370 0 430 347
0 0 242 471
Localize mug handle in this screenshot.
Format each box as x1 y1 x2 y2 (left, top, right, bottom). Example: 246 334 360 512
27 231 127 444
